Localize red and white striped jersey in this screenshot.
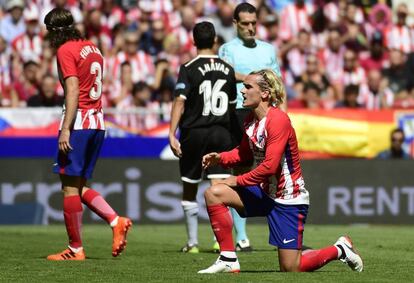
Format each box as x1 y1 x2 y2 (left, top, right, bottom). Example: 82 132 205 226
286 48 309 78
340 67 367 87
100 6 125 33
219 107 309 205
172 26 195 54
358 84 394 110
11 33 43 63
0 50 12 105
279 3 314 41
323 2 339 24
111 51 155 84
384 25 413 54
57 40 105 130
151 0 173 14
164 10 182 31
318 47 345 83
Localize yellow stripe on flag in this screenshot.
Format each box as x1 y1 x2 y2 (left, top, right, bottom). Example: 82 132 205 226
290 113 395 158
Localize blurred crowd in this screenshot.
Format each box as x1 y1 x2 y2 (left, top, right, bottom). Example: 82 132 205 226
1 0 414 131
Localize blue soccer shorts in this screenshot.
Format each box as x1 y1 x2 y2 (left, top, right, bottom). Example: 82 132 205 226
53 129 105 179
237 185 308 250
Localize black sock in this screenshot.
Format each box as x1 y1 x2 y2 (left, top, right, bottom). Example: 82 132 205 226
219 255 237 262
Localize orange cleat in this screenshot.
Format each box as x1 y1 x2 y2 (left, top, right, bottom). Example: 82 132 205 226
112 217 132 257
47 248 86 261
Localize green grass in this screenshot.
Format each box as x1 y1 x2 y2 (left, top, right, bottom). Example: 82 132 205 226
0 224 413 282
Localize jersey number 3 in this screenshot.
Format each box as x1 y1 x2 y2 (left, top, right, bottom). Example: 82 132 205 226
199 79 228 116
89 62 103 100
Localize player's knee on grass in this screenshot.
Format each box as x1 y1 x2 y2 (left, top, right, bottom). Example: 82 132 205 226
278 250 301 272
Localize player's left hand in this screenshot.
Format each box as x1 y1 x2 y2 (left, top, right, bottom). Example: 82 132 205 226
58 128 73 154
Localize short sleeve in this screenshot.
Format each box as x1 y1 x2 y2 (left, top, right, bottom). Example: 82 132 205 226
218 44 233 66
57 44 78 79
173 65 190 99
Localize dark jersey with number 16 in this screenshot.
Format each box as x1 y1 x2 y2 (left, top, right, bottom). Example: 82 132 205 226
174 55 237 129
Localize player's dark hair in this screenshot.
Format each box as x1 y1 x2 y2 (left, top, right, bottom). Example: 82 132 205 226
234 2 257 22
193 21 215 50
44 8 83 49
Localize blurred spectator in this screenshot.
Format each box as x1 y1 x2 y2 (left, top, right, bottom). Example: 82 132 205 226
11 4 42 62
130 81 161 132
11 5 42 78
339 1 368 52
155 79 173 123
11 60 40 106
382 48 410 96
358 69 394 109
376 128 411 159
289 81 323 109
335 84 362 108
279 0 314 42
294 53 335 108
0 34 15 106
0 0 25 43
111 31 155 85
99 0 125 34
208 1 235 43
261 13 281 52
27 74 63 107
110 61 134 108
40 0 83 26
384 3 412 54
368 3 392 35
338 49 367 91
163 0 184 32
285 29 315 80
140 18 166 59
84 9 112 56
172 5 196 54
358 31 389 72
158 34 181 78
318 27 346 84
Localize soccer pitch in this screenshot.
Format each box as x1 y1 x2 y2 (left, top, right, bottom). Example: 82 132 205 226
0 224 412 282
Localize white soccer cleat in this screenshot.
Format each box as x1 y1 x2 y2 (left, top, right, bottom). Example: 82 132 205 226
198 257 240 274
335 236 364 272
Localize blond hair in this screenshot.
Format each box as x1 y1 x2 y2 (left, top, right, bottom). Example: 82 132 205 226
250 69 285 106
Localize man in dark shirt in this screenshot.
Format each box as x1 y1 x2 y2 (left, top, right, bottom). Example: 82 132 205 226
169 21 237 253
27 74 64 107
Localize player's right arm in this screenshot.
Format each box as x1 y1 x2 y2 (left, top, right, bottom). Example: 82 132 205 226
169 65 190 158
169 96 185 158
57 45 80 154
59 76 79 154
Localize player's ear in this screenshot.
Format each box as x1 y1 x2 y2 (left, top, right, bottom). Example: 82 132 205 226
261 89 268 99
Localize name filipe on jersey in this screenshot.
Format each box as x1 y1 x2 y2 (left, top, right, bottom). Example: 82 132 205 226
198 59 229 76
80 45 102 59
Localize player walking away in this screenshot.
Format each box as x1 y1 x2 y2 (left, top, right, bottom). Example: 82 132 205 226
216 1 286 253
169 21 237 253
44 8 132 261
198 69 363 273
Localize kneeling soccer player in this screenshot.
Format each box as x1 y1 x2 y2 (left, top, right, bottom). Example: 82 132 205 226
198 69 363 273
